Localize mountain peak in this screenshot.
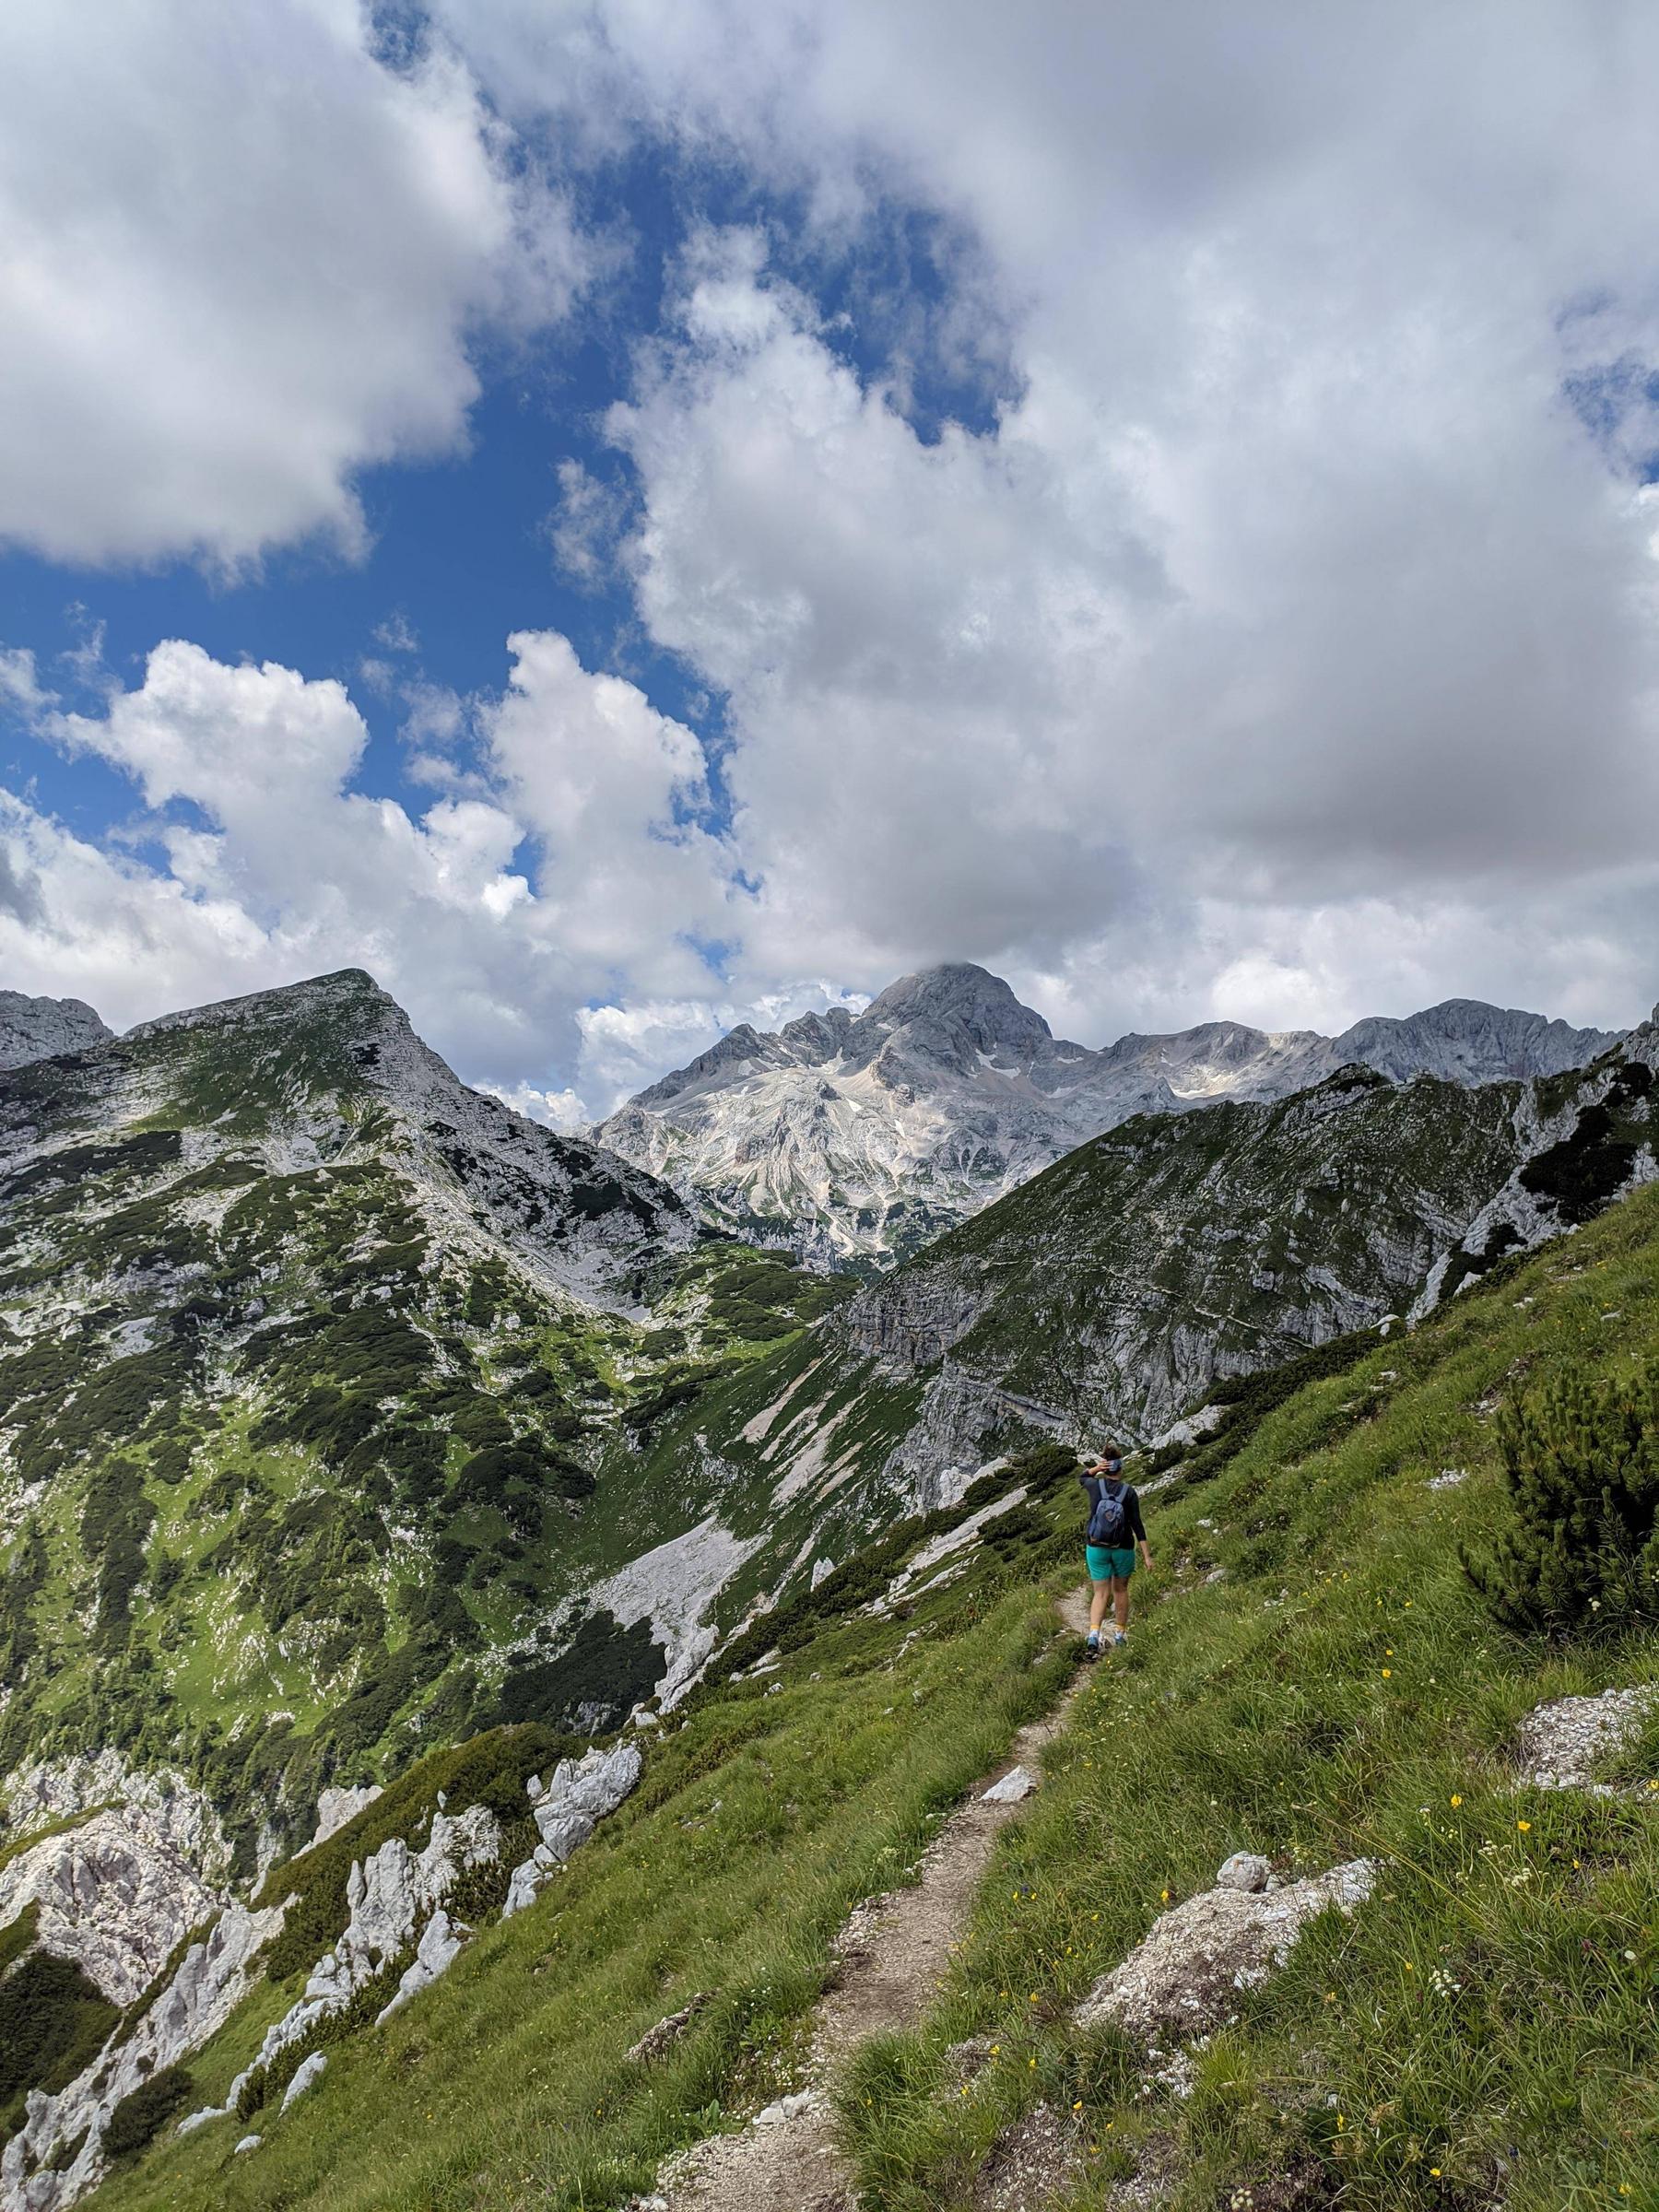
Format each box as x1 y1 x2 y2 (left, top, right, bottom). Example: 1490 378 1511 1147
0 990 113 1069
858 962 1054 1065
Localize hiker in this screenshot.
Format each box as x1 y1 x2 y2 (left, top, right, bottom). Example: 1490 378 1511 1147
1079 1447 1151 1653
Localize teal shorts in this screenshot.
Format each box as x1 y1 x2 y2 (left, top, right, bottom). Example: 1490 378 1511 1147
1086 1544 1135 1583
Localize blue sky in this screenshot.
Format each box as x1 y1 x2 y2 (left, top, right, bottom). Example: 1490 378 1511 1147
2 2 1657 1117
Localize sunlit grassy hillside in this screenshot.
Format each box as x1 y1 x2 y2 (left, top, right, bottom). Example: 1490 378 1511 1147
78 1176 1659 2209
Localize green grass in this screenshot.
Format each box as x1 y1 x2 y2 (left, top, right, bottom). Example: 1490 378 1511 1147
90 1544 1074 2210
833 1181 1659 2211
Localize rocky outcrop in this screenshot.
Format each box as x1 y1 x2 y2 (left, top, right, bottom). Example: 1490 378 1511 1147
222 1803 500 2110
501 1745 642 1918
278 2053 326 2111
2 1897 284 2212
1417 1013 1659 1313
0 1760 229 2007
375 1906 470 2024
310 1783 383 1850
1075 1855 1377 2044
1512 1686 1657 1795
0 993 112 1070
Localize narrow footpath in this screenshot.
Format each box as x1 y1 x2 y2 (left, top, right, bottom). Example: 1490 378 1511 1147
644 1591 1094 2212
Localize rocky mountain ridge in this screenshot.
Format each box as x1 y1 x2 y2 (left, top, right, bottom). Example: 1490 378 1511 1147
594 961 1619 1265
0 993 112 1070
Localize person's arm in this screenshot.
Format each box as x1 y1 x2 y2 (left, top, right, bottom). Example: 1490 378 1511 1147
1129 1488 1153 1567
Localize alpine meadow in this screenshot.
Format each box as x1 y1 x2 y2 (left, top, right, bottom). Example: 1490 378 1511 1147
5 6 1659 2210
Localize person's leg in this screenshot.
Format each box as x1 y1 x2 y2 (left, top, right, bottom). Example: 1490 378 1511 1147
1112 1571 1131 1634
1089 1578 1110 1635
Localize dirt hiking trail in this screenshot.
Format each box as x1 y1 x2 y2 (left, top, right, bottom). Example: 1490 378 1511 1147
642 1591 1094 2212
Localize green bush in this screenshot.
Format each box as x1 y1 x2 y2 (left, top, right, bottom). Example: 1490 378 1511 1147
493 1611 663 1732
0 1950 119 2112
1465 1361 1659 1636
101 2066 194 2159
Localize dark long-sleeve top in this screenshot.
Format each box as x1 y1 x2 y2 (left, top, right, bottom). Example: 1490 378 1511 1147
1078 1472 1147 1547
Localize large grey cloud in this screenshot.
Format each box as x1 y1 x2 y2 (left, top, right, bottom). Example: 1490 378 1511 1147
442 0 1659 1039
2 1 1657 1112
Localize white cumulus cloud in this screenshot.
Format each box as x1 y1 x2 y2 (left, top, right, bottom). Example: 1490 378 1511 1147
0 0 587 568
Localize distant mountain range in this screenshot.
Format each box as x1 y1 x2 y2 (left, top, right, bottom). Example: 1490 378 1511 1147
594 962 1621 1265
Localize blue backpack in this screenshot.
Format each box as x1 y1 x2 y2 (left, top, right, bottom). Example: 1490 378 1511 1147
1088 1473 1128 1547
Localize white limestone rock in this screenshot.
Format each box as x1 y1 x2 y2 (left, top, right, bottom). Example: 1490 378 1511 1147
375 1907 470 2025
1513 1686 1658 1795
981 1765 1040 1806
234 2134 262 2155
0 1760 229 2008
1214 1853 1274 1893
500 1744 641 1920
311 1784 383 1850
225 1804 500 2108
0 1896 285 2212
280 2053 327 2112
0 993 112 1070
1075 1858 1378 2043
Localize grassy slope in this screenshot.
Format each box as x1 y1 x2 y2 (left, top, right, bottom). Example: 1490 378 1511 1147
82 1182 1659 2212
841 1181 1659 2212
91 1512 1074 2210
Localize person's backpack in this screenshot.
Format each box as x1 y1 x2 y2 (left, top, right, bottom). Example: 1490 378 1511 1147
1087 1477 1128 1547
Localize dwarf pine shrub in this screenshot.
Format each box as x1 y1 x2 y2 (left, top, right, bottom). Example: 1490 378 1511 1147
1465 1360 1659 1635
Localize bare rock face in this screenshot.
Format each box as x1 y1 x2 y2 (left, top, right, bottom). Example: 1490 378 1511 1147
0 1759 229 2007
501 1743 642 1918
1513 1686 1657 1795
1 1897 285 2212
311 1783 382 1849
595 961 1618 1268
0 992 112 1070
375 1906 471 2025
1075 1858 1378 2044
278 2052 327 2112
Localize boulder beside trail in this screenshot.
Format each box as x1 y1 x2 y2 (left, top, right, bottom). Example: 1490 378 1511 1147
1076 1856 1378 2043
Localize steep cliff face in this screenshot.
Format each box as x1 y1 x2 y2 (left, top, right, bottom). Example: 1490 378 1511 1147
594 963 1618 1266
833 1029 1659 1481
840 1065 1532 1457
0 993 112 1070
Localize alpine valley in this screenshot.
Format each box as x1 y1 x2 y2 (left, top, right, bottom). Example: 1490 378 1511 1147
2 961 1657 2212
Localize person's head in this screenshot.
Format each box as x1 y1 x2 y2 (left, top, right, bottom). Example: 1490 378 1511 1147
1094 1444 1124 1477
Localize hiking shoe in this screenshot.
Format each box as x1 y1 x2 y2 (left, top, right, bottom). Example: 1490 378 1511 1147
1084 1631 1101 1656
1112 1630 1128 1647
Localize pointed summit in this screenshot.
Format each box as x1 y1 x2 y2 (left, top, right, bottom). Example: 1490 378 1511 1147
595 960 1626 1267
